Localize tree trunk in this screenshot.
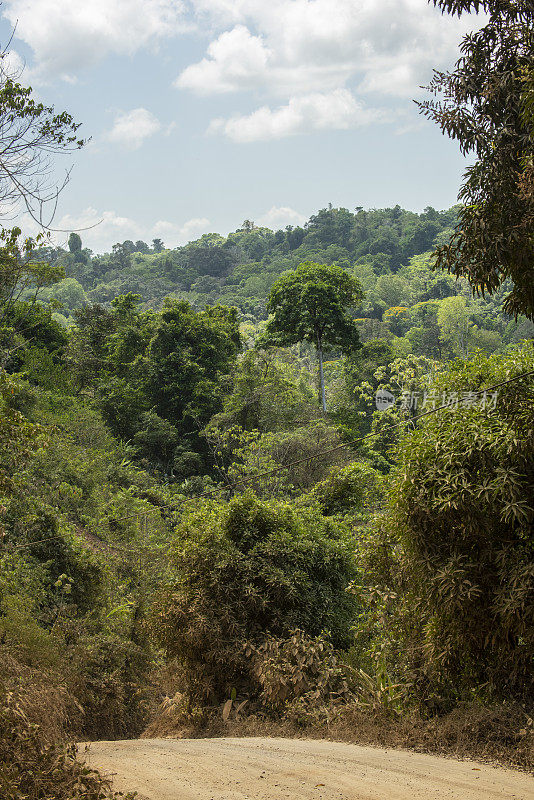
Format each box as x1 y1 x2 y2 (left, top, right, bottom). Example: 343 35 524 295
317 340 326 413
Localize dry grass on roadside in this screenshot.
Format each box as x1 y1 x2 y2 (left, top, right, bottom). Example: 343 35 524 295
0 652 135 800
0 651 81 743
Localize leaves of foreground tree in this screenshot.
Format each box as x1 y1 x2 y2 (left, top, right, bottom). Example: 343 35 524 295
419 0 534 318
261 262 362 412
0 50 85 224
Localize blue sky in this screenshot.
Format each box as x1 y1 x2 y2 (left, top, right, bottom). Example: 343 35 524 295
0 1 481 253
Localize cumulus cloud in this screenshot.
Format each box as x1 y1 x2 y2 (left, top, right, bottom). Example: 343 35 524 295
178 217 212 240
151 216 212 242
209 89 392 142
1 48 26 78
257 206 307 230
1 0 482 149
18 207 212 252
19 206 140 252
2 0 188 80
176 25 271 94
106 108 162 150
177 22 352 96
180 0 477 100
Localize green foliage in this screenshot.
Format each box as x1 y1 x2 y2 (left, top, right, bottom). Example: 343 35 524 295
385 342 534 700
70 633 153 740
151 493 357 702
310 462 383 517
353 660 404 715
215 348 317 433
0 228 69 372
437 295 471 356
263 261 362 353
420 1 534 318
0 143 532 754
68 233 82 254
22 346 72 392
338 352 442 466
7 301 68 366
0 373 169 738
145 300 241 437
67 297 241 474
40 277 87 312
0 229 64 317
26 204 529 366
0 58 85 218
262 261 362 410
207 420 352 497
0 563 65 670
0 372 42 495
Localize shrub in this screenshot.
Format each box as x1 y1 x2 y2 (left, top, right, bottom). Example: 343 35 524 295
250 630 355 710
0 651 79 743
310 462 383 516
385 343 534 701
207 420 352 498
0 690 133 800
71 633 154 740
151 493 357 702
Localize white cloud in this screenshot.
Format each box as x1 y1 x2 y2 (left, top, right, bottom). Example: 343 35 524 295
2 0 188 80
257 206 307 230
176 25 271 94
151 217 212 243
180 0 478 100
1 49 26 78
164 121 177 136
177 22 352 96
106 108 162 150
59 208 140 251
209 89 392 142
178 217 212 240
19 207 213 252
19 207 139 252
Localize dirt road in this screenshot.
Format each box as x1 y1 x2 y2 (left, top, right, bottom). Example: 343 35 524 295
82 737 533 799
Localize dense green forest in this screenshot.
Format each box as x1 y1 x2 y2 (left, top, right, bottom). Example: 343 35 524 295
7 202 530 482
1 0 534 796
3 202 533 741
35 205 532 349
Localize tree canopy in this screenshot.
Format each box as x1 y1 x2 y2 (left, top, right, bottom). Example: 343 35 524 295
262 262 362 411
420 0 534 318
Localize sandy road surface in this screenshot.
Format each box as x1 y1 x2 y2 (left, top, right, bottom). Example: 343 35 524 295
81 737 533 800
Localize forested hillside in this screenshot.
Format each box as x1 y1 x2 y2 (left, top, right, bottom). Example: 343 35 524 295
3 202 533 758
10 202 530 484
36 205 531 345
